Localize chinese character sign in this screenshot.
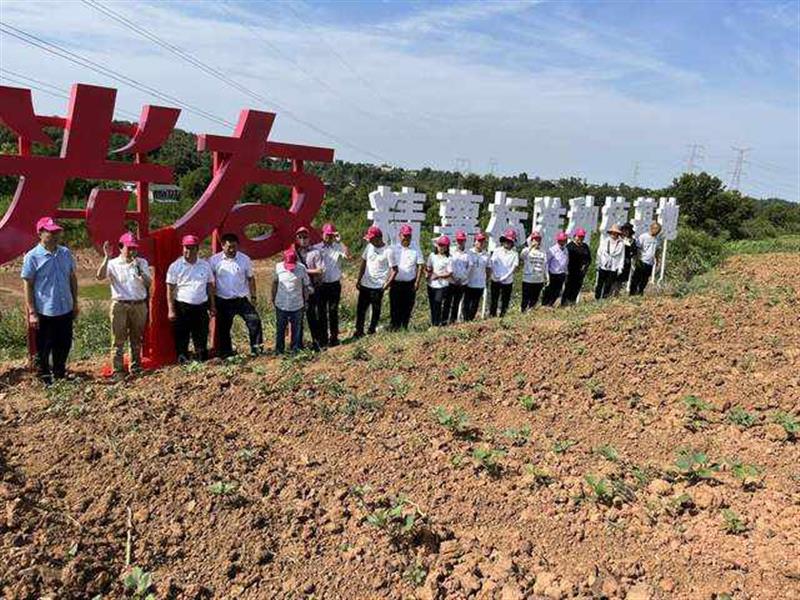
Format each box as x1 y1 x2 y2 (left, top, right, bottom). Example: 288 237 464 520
487 191 528 250
632 196 657 236
0 83 334 367
532 196 567 249
434 188 483 246
657 196 680 241
367 186 426 249
566 196 598 244
599 196 630 237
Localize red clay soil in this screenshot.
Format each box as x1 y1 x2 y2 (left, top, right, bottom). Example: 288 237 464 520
1 253 798 600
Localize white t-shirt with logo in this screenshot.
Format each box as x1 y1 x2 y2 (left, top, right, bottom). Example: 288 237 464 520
314 242 347 283
209 251 253 299
450 247 472 285
638 233 661 265
520 247 547 284
166 257 215 305
489 247 519 285
273 263 310 312
360 244 391 289
427 253 452 289
107 256 150 301
467 249 489 289
389 244 424 282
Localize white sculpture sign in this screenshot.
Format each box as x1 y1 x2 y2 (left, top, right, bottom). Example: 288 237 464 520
656 196 680 241
566 196 598 243
632 197 657 236
599 196 630 237
434 188 483 245
367 186 426 249
532 196 567 249
487 191 528 250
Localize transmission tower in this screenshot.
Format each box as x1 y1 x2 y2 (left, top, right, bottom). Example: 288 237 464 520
631 161 640 187
685 144 705 173
488 158 498 175
728 146 751 190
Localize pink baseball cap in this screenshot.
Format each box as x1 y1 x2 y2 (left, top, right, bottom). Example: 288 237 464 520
437 235 451 246
530 230 542 240
36 217 62 233
574 227 587 238
181 234 200 246
475 232 487 242
363 225 382 241
501 228 517 242
455 229 467 241
119 232 139 248
398 224 413 237
283 248 298 271
556 231 568 242
321 223 337 236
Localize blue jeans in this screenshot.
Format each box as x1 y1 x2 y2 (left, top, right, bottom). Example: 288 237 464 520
275 307 304 354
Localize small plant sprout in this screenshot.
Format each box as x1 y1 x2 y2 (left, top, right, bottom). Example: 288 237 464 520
728 460 763 490
552 439 578 455
596 444 620 463
433 405 470 436
683 394 713 432
472 446 505 475
365 495 426 541
350 345 370 361
674 449 719 483
404 563 427 586
586 379 606 400
584 475 615 506
502 425 531 447
208 481 238 496
388 375 410 399
122 565 155 600
772 411 799 440
448 363 468 379
182 360 205 373
523 464 554 487
727 406 757 429
721 509 747 535
518 394 538 411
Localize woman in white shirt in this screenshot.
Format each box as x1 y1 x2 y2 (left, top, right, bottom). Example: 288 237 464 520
426 235 453 326
489 228 519 317
463 232 490 321
271 247 310 354
388 223 424 330
448 229 471 324
595 224 626 300
520 230 547 312
355 226 392 337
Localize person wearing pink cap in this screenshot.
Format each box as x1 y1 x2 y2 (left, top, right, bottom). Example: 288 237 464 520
166 235 216 362
311 223 350 346
595 224 626 300
387 223 424 330
96 232 151 375
561 227 592 306
542 231 569 306
210 233 263 358
293 226 325 350
355 225 391 337
488 228 519 317
272 247 311 354
463 232 490 321
426 235 453 326
520 230 547 312
447 230 471 324
21 216 78 382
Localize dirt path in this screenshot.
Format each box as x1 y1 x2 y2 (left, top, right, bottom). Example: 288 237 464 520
1 252 798 599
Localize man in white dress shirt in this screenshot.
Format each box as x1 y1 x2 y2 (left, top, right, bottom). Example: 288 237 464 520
311 223 350 346
209 233 263 357
166 235 216 362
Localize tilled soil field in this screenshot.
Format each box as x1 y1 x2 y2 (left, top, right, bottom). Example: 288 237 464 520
1 253 799 600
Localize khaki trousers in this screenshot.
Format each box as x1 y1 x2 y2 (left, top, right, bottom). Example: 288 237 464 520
110 300 148 373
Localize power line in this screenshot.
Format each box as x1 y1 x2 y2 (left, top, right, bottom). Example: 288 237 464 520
79 0 385 162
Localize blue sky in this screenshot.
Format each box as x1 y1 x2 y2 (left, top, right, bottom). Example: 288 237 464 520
1 0 798 200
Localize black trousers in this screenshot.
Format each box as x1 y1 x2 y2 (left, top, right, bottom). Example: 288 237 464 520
542 273 566 306
174 301 209 361
561 271 586 306
630 262 653 296
317 281 342 346
355 286 383 336
595 269 618 300
427 285 451 326
389 280 416 330
215 296 263 357
489 281 512 317
36 312 73 380
448 284 466 324
305 291 324 350
521 282 544 312
463 287 483 321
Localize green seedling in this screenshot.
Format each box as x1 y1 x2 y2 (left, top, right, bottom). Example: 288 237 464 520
523 464 554 487
513 374 526 388
182 361 205 373
586 379 606 400
502 425 531 447
350 345 370 361
449 363 468 379
551 439 577 454
683 395 712 432
365 495 425 541
674 449 719 483
721 509 747 535
584 475 614 505
518 395 538 411
772 411 799 440
342 394 382 416
728 460 763 490
389 375 410 399
433 406 470 435
122 566 155 600
404 563 427 586
727 407 757 429
472 446 505 475
208 481 238 496
596 444 620 463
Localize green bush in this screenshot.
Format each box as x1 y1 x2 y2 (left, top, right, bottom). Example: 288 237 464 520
666 226 728 283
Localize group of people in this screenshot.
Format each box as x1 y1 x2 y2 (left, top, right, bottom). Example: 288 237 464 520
20 214 662 382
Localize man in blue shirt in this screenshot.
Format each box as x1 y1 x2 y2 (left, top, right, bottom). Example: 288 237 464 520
21 217 79 382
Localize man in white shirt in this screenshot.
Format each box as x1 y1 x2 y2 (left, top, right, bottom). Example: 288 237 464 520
271 247 311 354
542 231 570 306
96 232 151 375
630 222 662 296
166 235 216 362
448 229 471 324
595 224 626 300
463 232 490 321
294 226 325 350
209 233 263 357
387 223 424 330
355 226 391 337
312 223 350 346
489 228 519 317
